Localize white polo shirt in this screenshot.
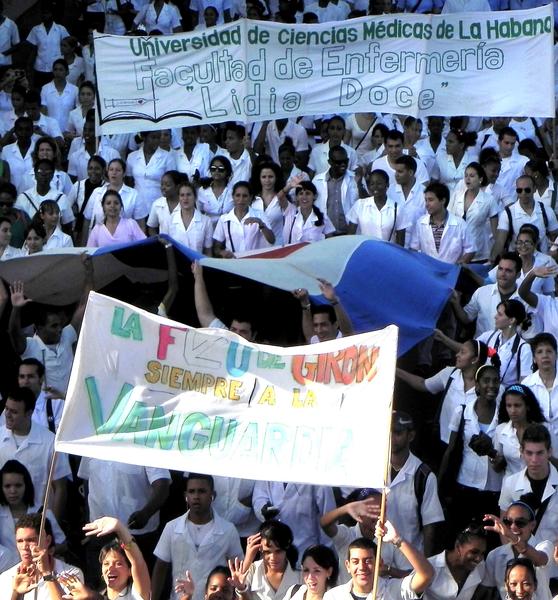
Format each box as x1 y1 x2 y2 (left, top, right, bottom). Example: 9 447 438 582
26 22 69 73
1 141 35 191
283 205 335 245
78 458 171 535
425 551 485 600
213 207 272 254
21 324 77 393
127 147 176 208
167 209 213 253
154 510 243 600
40 81 78 132
0 18 19 66
347 196 409 242
0 422 72 505
85 183 146 226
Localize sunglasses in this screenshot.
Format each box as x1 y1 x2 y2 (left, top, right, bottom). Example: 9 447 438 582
502 518 530 528
516 187 532 194
210 166 226 172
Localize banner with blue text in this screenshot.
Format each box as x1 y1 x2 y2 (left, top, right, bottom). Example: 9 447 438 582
56 293 397 488
94 6 554 133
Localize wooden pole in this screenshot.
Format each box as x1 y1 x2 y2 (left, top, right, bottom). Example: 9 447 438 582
38 451 58 546
370 423 392 600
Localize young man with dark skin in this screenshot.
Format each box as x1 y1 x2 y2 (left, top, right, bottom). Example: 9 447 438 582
152 474 242 600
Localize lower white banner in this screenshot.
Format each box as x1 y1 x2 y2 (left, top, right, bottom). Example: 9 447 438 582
56 292 397 488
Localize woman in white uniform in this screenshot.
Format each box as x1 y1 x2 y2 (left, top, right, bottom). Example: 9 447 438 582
166 182 212 254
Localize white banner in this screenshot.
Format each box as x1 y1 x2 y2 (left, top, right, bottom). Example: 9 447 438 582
56 293 398 488
94 7 554 133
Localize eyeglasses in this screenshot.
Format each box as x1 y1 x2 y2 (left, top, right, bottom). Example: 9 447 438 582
515 240 534 247
210 166 226 172
331 159 349 165
516 187 532 194
36 169 53 176
502 518 530 528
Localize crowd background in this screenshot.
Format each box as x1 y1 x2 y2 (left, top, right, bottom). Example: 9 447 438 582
0 1 558 600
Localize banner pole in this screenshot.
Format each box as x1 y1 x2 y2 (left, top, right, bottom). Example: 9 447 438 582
371 418 392 600
38 451 58 545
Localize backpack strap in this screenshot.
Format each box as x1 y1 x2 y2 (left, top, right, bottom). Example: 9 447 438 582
413 462 432 531
505 205 514 250
226 221 236 253
433 367 459 425
539 201 549 231
23 193 39 215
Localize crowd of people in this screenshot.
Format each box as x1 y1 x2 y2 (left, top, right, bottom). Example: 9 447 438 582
0 0 558 600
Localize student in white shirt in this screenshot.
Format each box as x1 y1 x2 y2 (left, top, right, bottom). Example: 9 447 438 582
410 181 475 264
347 168 408 244
283 181 335 245
213 181 274 257
197 156 234 228
492 384 548 478
167 182 212 254
40 59 78 133
308 116 357 176
147 170 182 235
216 123 252 186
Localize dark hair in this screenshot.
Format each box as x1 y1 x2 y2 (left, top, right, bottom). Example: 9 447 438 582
35 158 55 174
479 148 500 167
497 299 531 331
24 90 41 106
530 332 558 355
39 200 60 215
498 126 519 141
372 123 389 142
99 540 131 571
209 156 232 182
301 545 339 588
505 558 537 590
0 460 35 506
88 155 107 172
0 182 17 199
347 536 376 560
162 170 187 187
521 423 552 450
52 58 69 73
327 115 346 129
525 158 549 179
499 251 522 274
107 158 126 173
403 116 422 129
456 523 486 546
232 181 252 197
185 472 214 491
448 128 477 149
102 190 122 207
278 140 296 157
394 155 417 173
498 384 546 424
464 339 501 373
312 304 337 324
178 181 197 200
474 363 501 384
259 520 298 569
518 139 539 158
517 224 540 246
7 387 36 413
465 162 489 187
328 145 348 161
425 182 450 207
367 169 389 186
25 222 46 240
19 358 45 378
250 162 285 195
295 181 324 227
0 216 11 228
15 513 54 545
78 80 95 96
224 122 246 139
386 129 404 143
205 566 231 592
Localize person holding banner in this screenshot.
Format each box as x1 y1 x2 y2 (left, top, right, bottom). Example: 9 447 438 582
323 523 434 600
213 181 274 257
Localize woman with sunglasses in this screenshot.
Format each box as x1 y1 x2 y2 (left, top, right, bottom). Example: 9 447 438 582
482 504 551 600
492 385 547 477
487 224 557 296
198 156 234 228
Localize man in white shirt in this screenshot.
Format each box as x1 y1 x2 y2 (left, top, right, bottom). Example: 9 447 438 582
152 473 242 600
392 155 426 246
0 3 20 67
498 424 558 564
16 358 63 433
452 252 524 337
323 527 434 600
372 130 430 187
410 182 475 264
216 123 252 186
0 388 71 522
309 116 357 176
0 117 35 191
0 513 82 599
495 127 529 198
8 263 92 394
292 280 353 344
